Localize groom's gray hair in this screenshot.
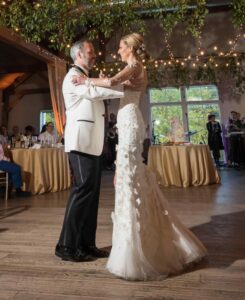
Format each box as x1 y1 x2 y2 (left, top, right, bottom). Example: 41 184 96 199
70 39 91 62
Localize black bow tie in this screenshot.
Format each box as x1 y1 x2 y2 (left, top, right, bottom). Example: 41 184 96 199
72 65 90 77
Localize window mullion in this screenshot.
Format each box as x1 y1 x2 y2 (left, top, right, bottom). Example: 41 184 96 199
181 86 188 137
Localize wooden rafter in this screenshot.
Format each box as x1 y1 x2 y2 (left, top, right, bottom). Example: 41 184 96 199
0 27 64 64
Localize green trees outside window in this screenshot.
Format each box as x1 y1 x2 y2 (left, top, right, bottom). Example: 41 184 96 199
150 85 221 145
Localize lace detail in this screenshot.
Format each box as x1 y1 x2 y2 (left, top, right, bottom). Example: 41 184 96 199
106 90 207 281
126 61 138 68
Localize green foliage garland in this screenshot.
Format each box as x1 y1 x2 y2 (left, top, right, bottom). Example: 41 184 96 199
0 0 245 90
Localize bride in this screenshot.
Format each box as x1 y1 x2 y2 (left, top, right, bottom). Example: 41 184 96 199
73 33 207 281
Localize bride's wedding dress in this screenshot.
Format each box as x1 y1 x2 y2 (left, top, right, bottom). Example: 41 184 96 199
106 64 207 281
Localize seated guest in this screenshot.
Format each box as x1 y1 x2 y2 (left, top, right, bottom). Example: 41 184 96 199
24 125 35 137
0 143 31 197
10 125 20 139
0 134 6 145
0 125 9 144
38 122 57 144
206 114 224 166
40 124 47 134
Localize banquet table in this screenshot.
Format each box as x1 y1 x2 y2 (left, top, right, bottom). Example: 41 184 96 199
11 148 71 194
147 144 220 187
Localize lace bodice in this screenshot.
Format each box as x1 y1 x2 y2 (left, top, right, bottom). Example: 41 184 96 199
119 89 142 110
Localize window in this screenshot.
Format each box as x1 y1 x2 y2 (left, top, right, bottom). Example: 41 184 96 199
150 85 221 144
40 110 55 133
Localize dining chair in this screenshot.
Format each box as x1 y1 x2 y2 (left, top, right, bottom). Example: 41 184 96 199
0 170 9 201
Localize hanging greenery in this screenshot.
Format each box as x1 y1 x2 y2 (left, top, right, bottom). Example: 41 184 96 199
0 0 224 52
0 0 245 90
231 0 245 29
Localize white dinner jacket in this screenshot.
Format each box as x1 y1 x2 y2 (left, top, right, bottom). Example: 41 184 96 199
63 67 123 156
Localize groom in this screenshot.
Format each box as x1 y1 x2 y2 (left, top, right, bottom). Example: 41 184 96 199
55 40 123 262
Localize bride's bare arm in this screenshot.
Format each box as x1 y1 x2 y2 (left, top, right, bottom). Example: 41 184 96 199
72 63 142 88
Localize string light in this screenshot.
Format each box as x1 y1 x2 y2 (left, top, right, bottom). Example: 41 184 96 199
86 29 245 76
164 34 174 61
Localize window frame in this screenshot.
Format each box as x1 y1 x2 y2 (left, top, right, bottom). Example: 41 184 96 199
149 84 221 143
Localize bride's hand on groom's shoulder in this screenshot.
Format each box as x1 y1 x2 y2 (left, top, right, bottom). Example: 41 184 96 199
71 75 86 85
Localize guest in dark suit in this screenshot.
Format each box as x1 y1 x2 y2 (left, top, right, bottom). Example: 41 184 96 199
106 113 118 170
226 111 243 167
206 114 224 166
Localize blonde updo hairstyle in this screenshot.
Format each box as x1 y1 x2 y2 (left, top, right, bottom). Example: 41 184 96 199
121 33 149 60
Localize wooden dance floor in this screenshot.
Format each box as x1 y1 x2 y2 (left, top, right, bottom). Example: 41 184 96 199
0 169 245 300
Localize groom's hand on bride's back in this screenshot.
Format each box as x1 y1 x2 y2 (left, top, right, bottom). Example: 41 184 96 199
71 75 86 85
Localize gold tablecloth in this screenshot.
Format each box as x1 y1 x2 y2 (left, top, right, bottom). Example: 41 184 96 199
148 145 220 187
11 148 71 194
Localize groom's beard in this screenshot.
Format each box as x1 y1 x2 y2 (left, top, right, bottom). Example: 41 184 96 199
83 56 96 70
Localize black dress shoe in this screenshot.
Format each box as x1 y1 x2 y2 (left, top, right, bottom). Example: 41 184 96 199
55 244 75 260
85 246 109 258
74 248 95 262
55 244 94 262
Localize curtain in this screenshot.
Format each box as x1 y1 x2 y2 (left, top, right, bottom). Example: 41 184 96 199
48 58 67 135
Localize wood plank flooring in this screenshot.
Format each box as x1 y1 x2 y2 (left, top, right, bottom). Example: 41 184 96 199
0 168 245 300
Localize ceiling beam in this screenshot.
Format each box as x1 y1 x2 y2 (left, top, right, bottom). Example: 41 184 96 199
0 27 65 64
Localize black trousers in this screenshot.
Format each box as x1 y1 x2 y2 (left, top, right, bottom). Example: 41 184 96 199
58 151 102 250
